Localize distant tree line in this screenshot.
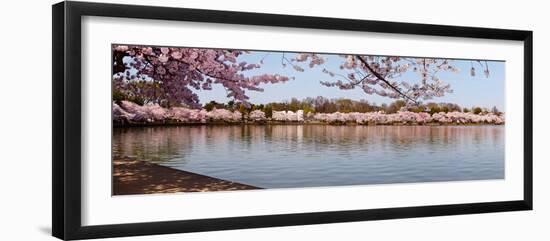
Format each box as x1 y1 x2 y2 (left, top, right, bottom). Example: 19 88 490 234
200 96 501 119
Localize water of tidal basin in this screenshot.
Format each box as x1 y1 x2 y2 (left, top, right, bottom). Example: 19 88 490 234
113 125 504 189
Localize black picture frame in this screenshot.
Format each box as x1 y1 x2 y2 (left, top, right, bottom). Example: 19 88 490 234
52 1 533 240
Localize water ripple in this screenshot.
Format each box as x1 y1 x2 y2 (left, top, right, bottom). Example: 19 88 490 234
112 125 505 189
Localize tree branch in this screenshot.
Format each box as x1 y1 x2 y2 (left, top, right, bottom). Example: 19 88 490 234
356 55 417 103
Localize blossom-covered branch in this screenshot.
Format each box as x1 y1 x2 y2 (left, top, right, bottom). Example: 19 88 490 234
291 53 491 105
112 45 292 108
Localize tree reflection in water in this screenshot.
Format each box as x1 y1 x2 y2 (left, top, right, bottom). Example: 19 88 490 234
112 125 504 188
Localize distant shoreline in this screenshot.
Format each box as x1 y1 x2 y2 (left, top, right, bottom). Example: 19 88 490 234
113 121 505 128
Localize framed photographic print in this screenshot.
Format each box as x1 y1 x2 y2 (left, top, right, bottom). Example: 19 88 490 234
52 1 533 240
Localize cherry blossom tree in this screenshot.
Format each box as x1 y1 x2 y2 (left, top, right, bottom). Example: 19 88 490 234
207 108 242 122
248 110 267 122
113 101 504 125
113 44 493 110
113 45 291 108
312 111 503 125
290 53 490 105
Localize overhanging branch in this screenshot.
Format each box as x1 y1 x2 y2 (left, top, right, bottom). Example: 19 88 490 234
356 55 417 104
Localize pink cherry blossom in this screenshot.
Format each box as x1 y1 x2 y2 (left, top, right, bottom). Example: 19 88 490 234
114 101 505 125
290 54 492 105
113 45 291 108
249 110 267 122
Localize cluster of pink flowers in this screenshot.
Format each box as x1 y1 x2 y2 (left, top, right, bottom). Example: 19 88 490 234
206 108 242 122
431 111 504 124
113 101 241 124
313 111 504 124
113 101 504 125
113 45 291 108
168 107 208 123
249 110 267 121
116 100 170 122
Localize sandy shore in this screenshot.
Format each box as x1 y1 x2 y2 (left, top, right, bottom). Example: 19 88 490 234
113 158 260 195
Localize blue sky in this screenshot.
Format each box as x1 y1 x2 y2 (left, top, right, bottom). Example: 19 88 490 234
196 51 505 111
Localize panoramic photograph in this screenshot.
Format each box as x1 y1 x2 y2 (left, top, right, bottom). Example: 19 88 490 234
111 44 505 196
